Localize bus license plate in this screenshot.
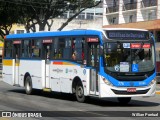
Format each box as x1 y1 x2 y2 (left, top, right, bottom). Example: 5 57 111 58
127 88 136 93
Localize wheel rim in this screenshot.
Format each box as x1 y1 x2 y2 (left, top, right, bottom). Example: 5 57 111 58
77 86 84 98
26 81 30 92
26 77 31 92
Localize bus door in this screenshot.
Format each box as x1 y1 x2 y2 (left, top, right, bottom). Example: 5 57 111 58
43 40 52 88
13 40 21 85
88 42 99 95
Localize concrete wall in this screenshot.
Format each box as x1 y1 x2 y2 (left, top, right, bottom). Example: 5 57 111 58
34 18 103 31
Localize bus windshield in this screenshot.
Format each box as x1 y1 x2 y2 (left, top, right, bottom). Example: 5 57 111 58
103 41 155 73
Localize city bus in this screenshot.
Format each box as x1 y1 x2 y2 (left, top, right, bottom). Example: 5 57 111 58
2 28 156 104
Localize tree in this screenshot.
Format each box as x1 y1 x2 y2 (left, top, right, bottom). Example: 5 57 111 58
0 0 102 36
58 0 102 31
18 0 102 32
17 0 73 32
0 0 20 38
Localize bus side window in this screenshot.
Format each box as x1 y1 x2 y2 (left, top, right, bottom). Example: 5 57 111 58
88 43 99 68
59 38 65 59
72 37 85 62
4 41 13 58
31 39 41 58
53 37 65 59
22 40 30 58
53 38 58 59
63 38 72 59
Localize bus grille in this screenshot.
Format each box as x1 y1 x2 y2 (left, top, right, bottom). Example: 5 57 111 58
111 88 150 95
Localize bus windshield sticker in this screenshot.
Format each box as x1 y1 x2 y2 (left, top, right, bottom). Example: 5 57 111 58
120 62 129 72
132 64 139 72
131 43 141 49
142 44 150 48
123 43 130 48
114 65 120 71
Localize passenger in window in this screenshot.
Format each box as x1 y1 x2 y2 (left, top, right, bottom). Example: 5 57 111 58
58 49 62 58
72 51 77 60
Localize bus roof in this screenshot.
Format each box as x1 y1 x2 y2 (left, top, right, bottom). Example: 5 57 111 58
6 29 103 39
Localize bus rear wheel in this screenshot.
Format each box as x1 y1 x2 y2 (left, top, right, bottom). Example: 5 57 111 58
117 97 131 104
25 76 33 95
76 82 85 103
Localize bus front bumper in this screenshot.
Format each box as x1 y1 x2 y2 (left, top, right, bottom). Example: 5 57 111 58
99 82 156 98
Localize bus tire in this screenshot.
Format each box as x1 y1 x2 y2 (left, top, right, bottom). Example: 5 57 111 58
76 82 85 103
25 76 33 95
117 97 131 104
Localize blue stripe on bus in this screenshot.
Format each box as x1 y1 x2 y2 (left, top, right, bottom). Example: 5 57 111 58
3 58 13 60
6 29 104 46
99 70 156 87
99 56 156 87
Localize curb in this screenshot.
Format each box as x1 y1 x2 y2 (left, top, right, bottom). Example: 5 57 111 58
156 91 160 95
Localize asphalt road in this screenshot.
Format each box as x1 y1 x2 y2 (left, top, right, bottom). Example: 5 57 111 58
0 81 159 120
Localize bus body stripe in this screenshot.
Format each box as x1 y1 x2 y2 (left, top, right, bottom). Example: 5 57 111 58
52 61 75 66
3 59 13 66
52 62 63 65
63 62 75 65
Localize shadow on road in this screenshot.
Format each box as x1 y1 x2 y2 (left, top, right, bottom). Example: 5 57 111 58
8 89 160 107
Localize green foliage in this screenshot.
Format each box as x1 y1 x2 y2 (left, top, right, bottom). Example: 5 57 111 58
0 0 101 35
0 0 22 37
0 37 4 42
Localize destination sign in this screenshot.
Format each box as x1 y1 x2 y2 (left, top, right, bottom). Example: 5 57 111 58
87 38 99 42
106 30 149 40
13 40 21 44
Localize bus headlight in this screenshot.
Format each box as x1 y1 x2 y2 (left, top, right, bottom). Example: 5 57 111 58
149 79 156 86
102 77 113 86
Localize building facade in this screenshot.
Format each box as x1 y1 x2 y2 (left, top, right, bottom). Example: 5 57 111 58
103 0 160 73
49 0 103 30
103 0 159 40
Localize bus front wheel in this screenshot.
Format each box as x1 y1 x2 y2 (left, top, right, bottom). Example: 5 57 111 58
25 76 33 95
117 97 131 104
76 82 85 103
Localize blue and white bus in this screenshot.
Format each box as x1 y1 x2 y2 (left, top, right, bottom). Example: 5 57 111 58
3 28 156 104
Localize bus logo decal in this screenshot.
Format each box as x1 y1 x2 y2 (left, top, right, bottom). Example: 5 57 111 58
65 68 68 73
52 68 63 73
74 69 78 74
123 43 130 48
83 69 86 75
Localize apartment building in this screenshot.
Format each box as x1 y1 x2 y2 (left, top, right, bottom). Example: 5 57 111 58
103 0 160 73
103 0 159 40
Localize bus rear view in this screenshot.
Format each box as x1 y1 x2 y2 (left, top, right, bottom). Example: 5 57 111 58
100 28 156 104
